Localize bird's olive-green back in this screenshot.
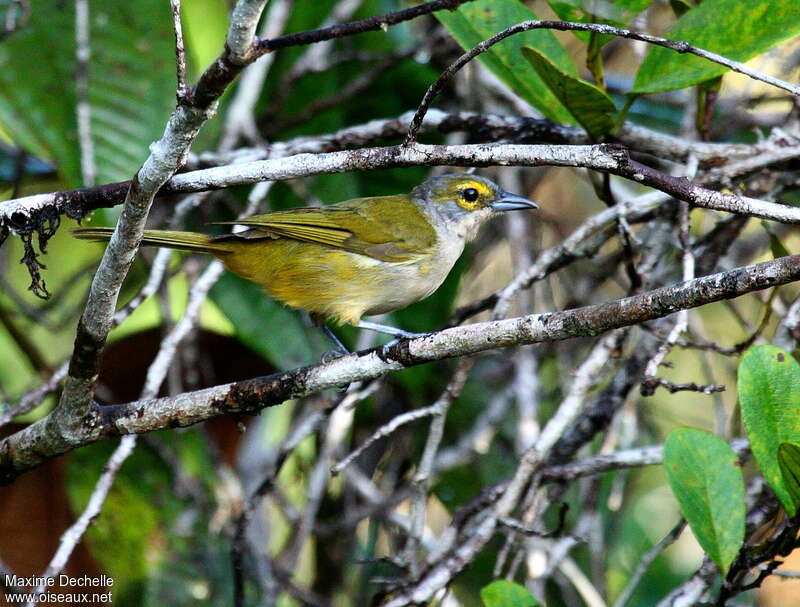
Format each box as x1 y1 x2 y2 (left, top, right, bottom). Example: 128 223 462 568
215 195 438 263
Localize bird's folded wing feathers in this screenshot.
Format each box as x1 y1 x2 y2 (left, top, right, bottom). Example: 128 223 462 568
213 197 437 263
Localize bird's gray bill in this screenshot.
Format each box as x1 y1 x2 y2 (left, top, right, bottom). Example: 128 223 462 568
492 192 539 212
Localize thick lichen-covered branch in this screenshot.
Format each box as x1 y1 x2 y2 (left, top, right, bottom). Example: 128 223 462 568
1 253 798 483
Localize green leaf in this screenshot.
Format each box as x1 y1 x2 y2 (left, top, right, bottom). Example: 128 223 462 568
0 0 176 186
480 580 540 607
633 0 800 94
739 345 800 515
437 0 576 123
778 443 800 513
521 46 617 139
663 428 745 576
209 273 315 369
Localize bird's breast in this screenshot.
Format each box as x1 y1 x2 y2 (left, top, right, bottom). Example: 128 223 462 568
361 232 465 316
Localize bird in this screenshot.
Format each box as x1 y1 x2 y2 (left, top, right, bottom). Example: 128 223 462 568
73 173 537 345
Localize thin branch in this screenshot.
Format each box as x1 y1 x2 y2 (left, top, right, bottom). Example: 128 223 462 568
641 158 698 395
0 363 67 428
560 557 608 607
643 377 726 395
612 520 687 607
22 434 136 607
202 109 773 168
405 358 474 577
772 570 800 579
331 403 439 475
395 449 543 607
254 0 473 54
540 439 749 482
170 0 187 96
110 143 800 224
404 20 800 144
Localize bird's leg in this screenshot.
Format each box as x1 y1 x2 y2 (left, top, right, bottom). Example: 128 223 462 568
355 320 428 340
321 324 350 356
308 313 350 360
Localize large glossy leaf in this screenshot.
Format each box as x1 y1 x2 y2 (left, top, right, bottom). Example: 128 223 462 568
739 345 800 515
633 0 800 94
437 0 576 123
0 0 177 187
663 428 745 575
209 272 315 370
481 580 540 607
521 46 616 139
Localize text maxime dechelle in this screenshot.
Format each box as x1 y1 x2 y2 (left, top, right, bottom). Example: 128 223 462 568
4 574 113 603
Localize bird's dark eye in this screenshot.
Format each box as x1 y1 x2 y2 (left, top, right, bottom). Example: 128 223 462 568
462 188 479 203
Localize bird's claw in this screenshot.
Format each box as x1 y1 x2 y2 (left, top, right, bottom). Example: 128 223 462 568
321 348 348 363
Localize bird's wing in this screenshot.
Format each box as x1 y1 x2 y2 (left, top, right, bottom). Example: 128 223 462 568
213 196 438 263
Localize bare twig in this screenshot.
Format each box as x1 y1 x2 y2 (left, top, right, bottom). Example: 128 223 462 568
642 377 726 395
541 439 749 482
22 434 136 607
612 520 687 607
332 403 440 475
254 0 473 54
405 359 474 577
641 158 698 395
385 332 625 606
170 0 187 96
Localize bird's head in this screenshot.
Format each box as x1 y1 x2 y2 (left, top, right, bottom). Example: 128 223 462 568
412 173 538 240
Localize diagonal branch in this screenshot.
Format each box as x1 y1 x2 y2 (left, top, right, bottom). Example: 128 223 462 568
403 19 800 144
1 253 799 483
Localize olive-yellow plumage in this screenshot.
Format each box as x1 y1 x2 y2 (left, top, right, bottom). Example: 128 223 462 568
73 174 537 328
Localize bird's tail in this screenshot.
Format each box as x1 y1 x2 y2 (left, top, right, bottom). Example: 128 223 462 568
72 227 233 255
